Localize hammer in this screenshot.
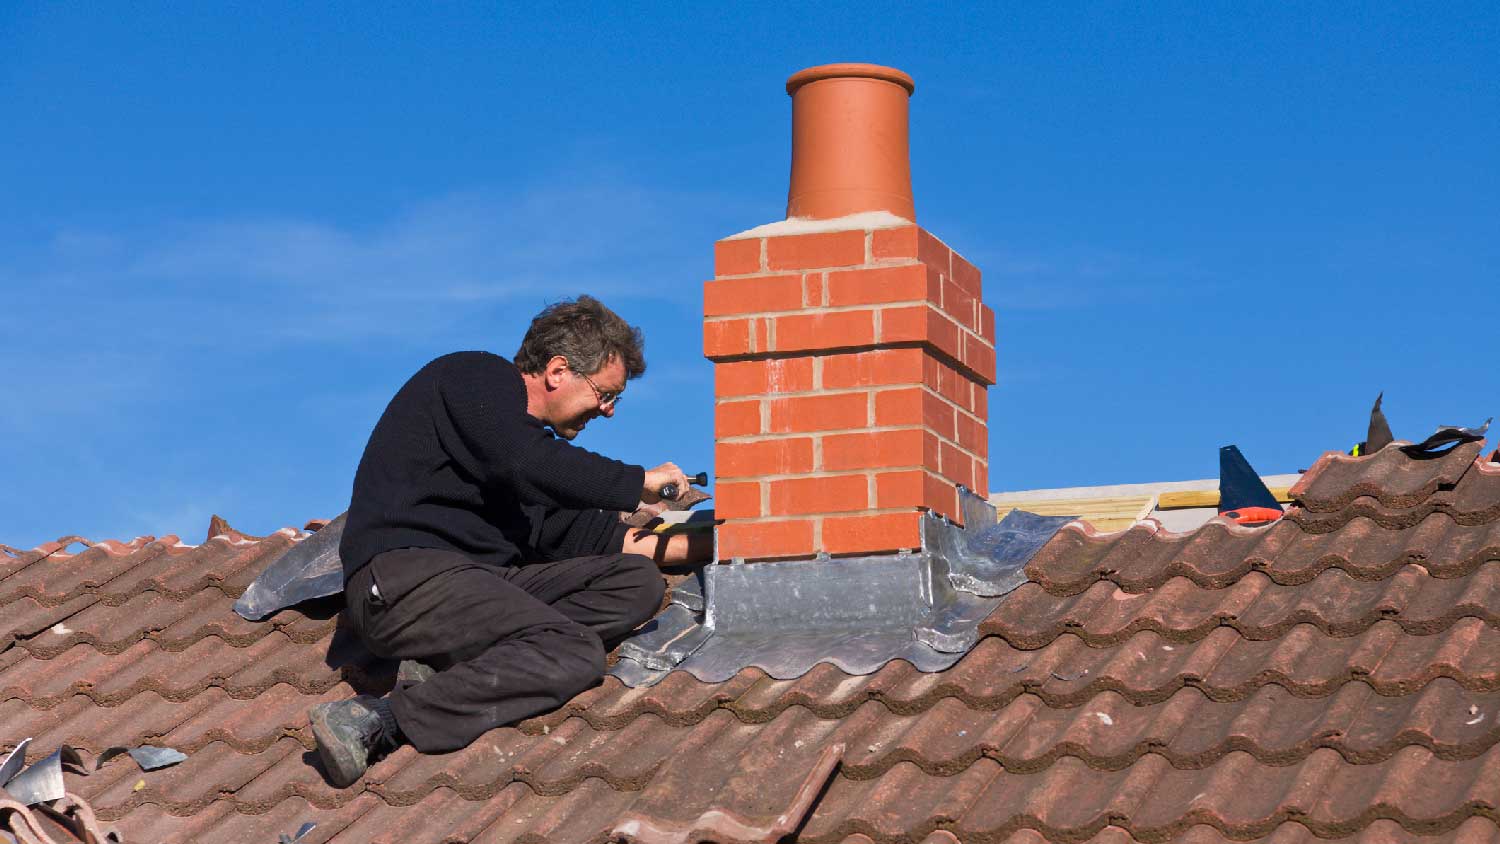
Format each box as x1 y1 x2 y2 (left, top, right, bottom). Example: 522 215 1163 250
660 472 709 501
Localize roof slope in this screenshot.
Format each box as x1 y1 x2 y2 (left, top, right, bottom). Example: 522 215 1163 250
2 443 1499 843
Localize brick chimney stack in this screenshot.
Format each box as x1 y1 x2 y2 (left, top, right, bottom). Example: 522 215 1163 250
705 63 996 562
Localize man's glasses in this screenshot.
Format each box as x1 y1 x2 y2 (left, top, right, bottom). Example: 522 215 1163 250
567 361 623 409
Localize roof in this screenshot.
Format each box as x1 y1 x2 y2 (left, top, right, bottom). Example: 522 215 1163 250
2 441 1499 843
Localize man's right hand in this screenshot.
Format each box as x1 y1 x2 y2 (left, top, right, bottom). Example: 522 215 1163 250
642 462 690 504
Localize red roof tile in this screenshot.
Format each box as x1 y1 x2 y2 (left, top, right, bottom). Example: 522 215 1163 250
4 444 1500 842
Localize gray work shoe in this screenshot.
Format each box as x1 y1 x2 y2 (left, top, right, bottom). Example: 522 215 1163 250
309 695 395 788
396 659 436 688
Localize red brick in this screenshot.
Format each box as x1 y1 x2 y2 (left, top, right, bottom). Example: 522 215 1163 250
963 333 997 385
768 392 868 433
916 229 951 276
873 387 955 439
823 428 925 471
924 430 943 471
939 441 975 489
974 461 989 497
922 353 943 391
765 230 866 271
930 477 960 523
713 481 761 520
715 400 761 438
717 437 815 478
879 305 925 344
773 308 875 353
715 358 814 397
703 319 752 358
823 512 924 555
703 274 804 317
956 412 987 458
823 347 925 388
826 264 934 307
717 519 815 561
871 225 919 260
951 251 982 297
874 469 922 508
925 358 974 412
941 278 977 331
714 237 762 276
973 391 989 421
928 311 962 361
768 474 868 516
879 306 962 361
980 304 995 344
928 392 958 439
873 470 956 516
801 272 825 308
872 387 921 426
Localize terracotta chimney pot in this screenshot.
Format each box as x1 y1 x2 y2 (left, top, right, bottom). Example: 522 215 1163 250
785 63 916 222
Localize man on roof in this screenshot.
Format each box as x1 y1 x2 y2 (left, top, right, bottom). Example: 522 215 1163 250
311 295 710 787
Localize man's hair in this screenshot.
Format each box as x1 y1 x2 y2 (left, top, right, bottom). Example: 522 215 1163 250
513 295 646 379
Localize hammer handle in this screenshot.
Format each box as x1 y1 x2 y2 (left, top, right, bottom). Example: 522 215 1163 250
660 472 709 501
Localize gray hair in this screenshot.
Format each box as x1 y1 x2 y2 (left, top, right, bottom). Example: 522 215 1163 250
513 295 646 378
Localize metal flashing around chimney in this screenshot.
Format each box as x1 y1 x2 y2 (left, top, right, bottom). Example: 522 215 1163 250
610 490 1075 687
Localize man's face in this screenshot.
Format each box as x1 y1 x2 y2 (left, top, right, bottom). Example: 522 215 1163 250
551 355 626 440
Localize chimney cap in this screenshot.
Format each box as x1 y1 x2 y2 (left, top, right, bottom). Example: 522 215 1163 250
786 63 915 96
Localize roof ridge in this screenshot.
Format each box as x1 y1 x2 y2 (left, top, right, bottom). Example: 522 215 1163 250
1290 440 1487 514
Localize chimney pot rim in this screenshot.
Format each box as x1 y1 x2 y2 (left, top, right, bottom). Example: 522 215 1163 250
786 63 915 96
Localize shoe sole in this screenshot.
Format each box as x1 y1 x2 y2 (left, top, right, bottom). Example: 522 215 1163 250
309 703 366 788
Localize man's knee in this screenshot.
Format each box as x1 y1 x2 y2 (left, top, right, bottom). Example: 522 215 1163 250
543 626 608 699
615 553 666 625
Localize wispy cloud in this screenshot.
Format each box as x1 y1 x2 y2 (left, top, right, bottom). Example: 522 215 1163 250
0 177 732 450
6 180 728 348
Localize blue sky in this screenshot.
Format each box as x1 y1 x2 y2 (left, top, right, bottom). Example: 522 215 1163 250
3 3 1496 548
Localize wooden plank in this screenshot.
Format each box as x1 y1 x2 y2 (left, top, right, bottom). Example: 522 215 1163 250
996 495 1155 532
1156 486 1294 510
1010 496 1153 518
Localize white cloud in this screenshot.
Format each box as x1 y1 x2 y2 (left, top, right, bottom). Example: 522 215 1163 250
7 180 726 347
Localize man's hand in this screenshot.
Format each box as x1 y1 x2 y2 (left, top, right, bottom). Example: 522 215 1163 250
642 462 690 504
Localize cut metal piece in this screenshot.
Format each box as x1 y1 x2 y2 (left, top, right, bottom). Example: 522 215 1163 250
609 491 1073 687
233 512 347 621
125 746 186 771
4 745 86 806
280 821 318 844
1400 418 1492 457
0 739 30 788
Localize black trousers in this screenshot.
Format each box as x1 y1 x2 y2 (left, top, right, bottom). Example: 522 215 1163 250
344 548 664 753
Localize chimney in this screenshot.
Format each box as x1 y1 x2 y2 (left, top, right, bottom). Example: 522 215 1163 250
705 63 996 562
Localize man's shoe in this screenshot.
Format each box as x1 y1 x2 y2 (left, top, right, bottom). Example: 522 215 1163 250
309 695 394 788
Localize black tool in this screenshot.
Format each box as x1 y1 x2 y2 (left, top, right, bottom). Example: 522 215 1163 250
660 471 709 501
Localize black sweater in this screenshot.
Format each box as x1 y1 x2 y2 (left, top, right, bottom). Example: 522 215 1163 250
339 352 645 583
